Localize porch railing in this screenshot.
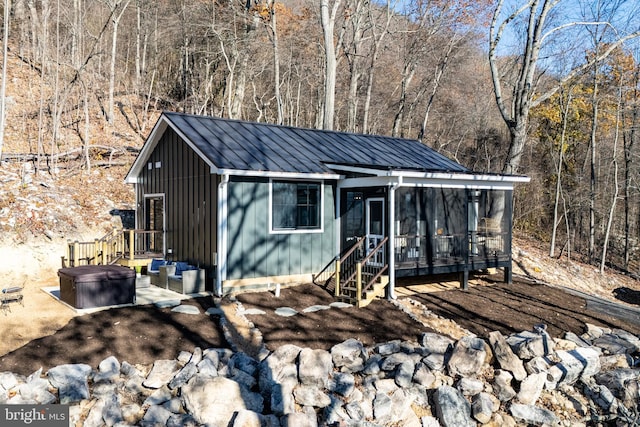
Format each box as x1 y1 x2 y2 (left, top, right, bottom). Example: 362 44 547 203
335 237 388 305
354 237 389 298
313 236 390 305
394 231 508 265
62 229 163 267
312 237 365 294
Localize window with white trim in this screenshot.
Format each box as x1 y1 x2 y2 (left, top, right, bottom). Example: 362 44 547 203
272 181 321 231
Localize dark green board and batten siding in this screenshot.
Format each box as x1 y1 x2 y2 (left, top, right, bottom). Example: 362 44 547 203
225 176 336 281
136 127 218 283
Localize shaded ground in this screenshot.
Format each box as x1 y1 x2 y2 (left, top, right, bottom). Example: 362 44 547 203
2 276 640 378
0 297 226 376
235 283 436 351
236 279 640 352
613 286 640 306
404 278 640 339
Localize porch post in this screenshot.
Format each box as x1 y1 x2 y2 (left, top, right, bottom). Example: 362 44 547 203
216 174 229 296
388 178 401 299
335 184 342 272
129 229 135 261
505 189 513 285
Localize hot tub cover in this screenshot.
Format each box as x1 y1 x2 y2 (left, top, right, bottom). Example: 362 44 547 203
58 265 136 281
58 265 136 309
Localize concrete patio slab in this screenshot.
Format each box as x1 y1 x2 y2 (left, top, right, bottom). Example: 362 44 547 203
41 285 208 315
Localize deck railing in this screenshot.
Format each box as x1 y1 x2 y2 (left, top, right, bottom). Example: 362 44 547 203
356 237 389 298
62 229 163 267
394 232 508 266
312 237 365 294
337 237 388 304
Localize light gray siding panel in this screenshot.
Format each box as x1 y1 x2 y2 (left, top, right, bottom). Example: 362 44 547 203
240 179 258 278
226 178 336 281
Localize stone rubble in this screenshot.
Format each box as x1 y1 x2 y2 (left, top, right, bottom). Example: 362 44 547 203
0 319 639 426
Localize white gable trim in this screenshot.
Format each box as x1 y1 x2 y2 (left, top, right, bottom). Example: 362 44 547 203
125 114 220 183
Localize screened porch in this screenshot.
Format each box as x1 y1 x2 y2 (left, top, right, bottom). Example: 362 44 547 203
393 187 512 277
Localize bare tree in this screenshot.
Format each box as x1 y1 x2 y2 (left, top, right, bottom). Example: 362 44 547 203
105 0 131 125
343 0 367 132
600 83 623 273
320 0 343 130
263 0 283 125
622 66 639 269
0 0 10 162
488 0 640 221
550 87 573 258
362 0 395 134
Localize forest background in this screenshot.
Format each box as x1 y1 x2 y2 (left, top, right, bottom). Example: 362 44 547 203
1 0 640 279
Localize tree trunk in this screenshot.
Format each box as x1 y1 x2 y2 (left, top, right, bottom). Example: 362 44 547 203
550 89 572 258
600 86 622 274
107 0 131 125
391 64 415 138
345 0 365 132
418 38 455 142
362 1 392 134
230 52 247 120
623 69 639 270
589 65 599 263
267 1 283 125
83 82 91 173
135 0 141 95
0 0 10 162
320 0 342 130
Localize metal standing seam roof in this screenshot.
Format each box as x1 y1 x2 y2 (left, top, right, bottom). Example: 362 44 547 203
156 112 470 175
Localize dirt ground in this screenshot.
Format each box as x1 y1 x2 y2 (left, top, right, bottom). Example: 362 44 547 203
399 277 640 338
0 297 225 376
2 237 640 377
234 283 436 351
0 277 76 358
3 275 639 378
235 278 640 352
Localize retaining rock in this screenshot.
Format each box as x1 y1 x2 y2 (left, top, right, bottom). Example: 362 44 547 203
1 317 638 426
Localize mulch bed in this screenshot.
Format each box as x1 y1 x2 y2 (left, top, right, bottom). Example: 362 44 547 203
2 279 639 377
406 279 640 338
235 284 436 351
0 297 226 376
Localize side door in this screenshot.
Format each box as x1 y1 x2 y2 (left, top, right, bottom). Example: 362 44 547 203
145 195 165 254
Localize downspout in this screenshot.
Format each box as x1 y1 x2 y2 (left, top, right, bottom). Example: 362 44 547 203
216 174 229 296
387 175 402 300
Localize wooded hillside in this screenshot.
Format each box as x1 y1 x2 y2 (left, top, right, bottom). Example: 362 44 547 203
1 0 640 276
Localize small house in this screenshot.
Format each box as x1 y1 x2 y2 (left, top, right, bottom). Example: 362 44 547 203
124 112 529 304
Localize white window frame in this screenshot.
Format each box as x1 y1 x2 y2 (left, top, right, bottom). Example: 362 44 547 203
269 178 324 234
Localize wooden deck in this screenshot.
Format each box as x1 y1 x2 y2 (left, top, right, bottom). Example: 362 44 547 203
62 229 164 268
115 252 164 268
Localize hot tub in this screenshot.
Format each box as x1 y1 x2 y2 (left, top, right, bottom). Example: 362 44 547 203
58 265 136 309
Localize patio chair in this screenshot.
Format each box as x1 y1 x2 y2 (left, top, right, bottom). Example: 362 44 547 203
167 262 205 294
1 285 24 315
147 258 168 286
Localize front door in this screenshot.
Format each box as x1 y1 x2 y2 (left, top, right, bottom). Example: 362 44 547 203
366 197 385 266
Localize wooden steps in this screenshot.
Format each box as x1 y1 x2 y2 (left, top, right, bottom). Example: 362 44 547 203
337 275 389 308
